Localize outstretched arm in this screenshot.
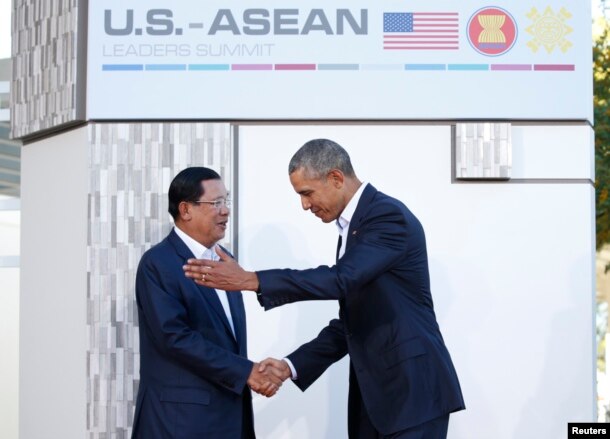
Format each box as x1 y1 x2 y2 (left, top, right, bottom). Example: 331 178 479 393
183 246 260 291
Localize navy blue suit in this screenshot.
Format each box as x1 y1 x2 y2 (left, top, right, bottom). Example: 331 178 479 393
132 230 255 439
257 184 465 437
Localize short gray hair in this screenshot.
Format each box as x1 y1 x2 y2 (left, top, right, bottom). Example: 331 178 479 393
288 139 355 179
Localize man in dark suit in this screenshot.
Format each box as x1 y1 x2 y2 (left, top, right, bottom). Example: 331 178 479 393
184 140 465 438
132 167 282 439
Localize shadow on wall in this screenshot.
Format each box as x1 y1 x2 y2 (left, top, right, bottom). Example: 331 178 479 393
514 254 594 438
243 223 349 439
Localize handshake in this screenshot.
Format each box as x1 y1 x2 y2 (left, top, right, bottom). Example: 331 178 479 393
247 357 292 397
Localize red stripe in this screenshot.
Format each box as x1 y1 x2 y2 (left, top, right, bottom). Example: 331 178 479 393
412 12 459 16
384 46 459 50
533 64 575 71
274 64 316 71
411 30 459 33
384 40 457 44
384 35 458 39
415 18 459 21
413 24 459 27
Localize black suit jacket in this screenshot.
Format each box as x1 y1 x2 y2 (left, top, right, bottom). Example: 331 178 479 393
257 184 465 435
132 229 254 439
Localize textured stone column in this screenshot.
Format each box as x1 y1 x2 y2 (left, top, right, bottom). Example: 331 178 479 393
86 122 233 438
11 0 87 138
455 122 512 180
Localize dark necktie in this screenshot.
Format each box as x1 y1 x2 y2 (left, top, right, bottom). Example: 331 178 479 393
336 234 343 262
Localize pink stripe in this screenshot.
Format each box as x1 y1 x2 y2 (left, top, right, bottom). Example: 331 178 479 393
491 64 532 71
231 64 273 70
533 64 575 71
274 64 316 71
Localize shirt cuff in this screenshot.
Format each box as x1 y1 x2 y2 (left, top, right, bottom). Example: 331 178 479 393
283 357 298 380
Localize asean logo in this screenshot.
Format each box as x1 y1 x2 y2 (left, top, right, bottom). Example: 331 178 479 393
467 7 517 56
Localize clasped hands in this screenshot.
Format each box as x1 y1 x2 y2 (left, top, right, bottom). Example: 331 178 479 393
183 249 289 396
247 358 292 397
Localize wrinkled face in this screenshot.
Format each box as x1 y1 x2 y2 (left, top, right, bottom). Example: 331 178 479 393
184 179 230 247
289 167 345 223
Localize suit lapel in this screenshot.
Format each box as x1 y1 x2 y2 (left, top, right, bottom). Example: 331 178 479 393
167 230 238 344
226 291 247 355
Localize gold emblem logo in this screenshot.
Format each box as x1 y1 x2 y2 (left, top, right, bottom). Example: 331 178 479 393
526 6 573 53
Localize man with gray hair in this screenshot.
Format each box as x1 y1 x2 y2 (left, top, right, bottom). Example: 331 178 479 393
184 139 465 438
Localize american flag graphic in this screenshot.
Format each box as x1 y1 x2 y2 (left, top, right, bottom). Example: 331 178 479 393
383 12 459 50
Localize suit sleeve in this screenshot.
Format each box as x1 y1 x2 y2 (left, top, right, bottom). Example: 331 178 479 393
137 255 253 395
257 202 411 309
287 318 349 391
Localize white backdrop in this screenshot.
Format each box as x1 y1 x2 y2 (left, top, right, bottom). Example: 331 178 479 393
237 124 594 439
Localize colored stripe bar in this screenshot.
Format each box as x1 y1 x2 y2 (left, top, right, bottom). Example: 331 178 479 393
145 64 186 71
189 64 230 71
232 64 273 70
491 64 532 71
533 64 575 71
274 64 316 70
385 46 459 50
318 64 359 71
360 64 404 71
102 64 143 71
448 64 489 71
405 64 446 71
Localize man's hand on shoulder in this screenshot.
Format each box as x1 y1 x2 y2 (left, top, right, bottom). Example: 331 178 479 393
183 246 260 291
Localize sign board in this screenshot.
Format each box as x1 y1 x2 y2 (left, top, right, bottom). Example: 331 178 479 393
87 0 592 121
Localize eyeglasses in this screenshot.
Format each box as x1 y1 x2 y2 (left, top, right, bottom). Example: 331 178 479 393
191 198 231 209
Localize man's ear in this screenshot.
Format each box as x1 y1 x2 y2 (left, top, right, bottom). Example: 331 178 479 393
178 201 192 221
328 169 345 188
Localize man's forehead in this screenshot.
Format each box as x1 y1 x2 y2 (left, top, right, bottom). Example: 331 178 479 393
201 179 227 193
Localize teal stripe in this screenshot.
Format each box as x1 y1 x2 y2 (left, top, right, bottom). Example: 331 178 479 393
448 64 489 71
405 64 446 71
188 64 231 71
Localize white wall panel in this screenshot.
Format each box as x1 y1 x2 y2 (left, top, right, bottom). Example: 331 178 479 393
238 124 594 439
20 127 89 439
511 125 594 180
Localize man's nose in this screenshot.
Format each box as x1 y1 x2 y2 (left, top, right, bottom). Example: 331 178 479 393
300 197 311 211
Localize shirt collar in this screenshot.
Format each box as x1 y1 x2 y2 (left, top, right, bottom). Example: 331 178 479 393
174 225 215 259
336 182 368 233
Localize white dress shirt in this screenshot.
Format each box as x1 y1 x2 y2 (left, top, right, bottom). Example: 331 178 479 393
285 181 368 380
336 181 368 259
174 226 235 337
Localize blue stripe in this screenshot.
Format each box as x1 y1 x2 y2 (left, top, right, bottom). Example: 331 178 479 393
405 64 446 71
189 64 231 71
102 64 143 71
145 64 187 71
448 64 489 71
